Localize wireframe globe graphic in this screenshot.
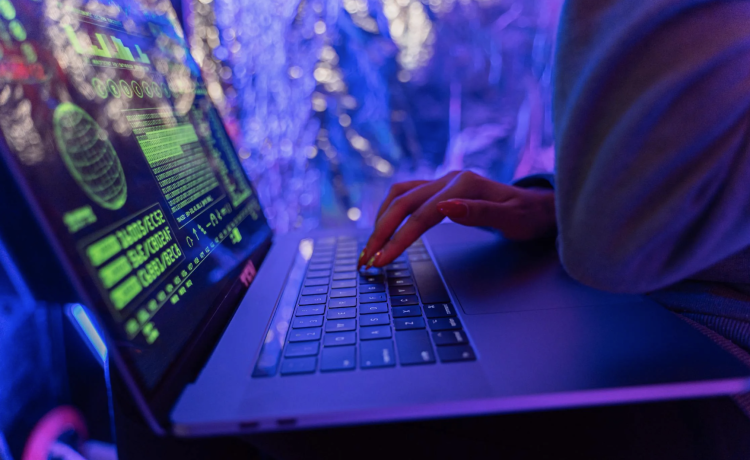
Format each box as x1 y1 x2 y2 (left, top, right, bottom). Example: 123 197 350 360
54 103 127 210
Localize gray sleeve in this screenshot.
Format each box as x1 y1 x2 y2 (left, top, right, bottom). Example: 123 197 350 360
553 0 750 293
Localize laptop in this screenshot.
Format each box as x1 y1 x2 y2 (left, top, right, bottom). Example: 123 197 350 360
1 0 749 438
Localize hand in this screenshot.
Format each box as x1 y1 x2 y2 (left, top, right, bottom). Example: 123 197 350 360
358 171 557 269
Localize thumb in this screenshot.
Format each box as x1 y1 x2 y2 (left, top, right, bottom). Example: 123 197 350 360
437 199 505 228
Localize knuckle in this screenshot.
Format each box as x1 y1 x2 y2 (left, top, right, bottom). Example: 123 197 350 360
387 183 404 197
453 171 483 192
390 196 408 212
457 170 478 183
408 211 429 230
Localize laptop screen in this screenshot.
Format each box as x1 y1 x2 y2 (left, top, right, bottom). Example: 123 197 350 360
0 0 271 389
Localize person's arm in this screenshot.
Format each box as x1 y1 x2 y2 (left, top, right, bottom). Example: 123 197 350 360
554 0 750 293
358 171 556 269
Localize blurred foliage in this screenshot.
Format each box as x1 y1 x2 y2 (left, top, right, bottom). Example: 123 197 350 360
185 0 561 233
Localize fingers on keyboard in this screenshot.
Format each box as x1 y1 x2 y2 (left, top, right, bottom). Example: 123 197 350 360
278 240 474 374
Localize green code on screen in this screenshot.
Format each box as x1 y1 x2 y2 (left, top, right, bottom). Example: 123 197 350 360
110 275 142 310
87 234 122 267
98 255 132 289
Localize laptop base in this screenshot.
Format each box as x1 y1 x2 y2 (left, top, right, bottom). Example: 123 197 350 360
171 224 750 436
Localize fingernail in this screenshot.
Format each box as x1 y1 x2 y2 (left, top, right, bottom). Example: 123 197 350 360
372 251 384 267
357 249 367 268
437 200 469 218
365 255 377 270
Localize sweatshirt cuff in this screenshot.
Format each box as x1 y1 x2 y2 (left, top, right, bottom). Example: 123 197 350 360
512 173 555 190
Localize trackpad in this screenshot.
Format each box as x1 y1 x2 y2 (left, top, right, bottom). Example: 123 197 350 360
427 229 636 315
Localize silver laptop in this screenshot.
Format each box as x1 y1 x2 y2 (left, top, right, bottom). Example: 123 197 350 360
0 0 748 437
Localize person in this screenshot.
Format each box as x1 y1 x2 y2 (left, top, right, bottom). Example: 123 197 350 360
359 0 750 357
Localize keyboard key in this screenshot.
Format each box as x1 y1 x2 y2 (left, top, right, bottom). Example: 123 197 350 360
411 261 450 303
388 270 410 278
360 293 387 303
305 277 329 286
359 302 388 314
392 306 421 318
313 244 336 255
285 342 319 357
408 253 431 262
288 328 321 342
391 295 419 306
388 277 413 287
302 285 328 296
336 251 358 259
320 346 356 372
389 285 416 296
327 307 356 319
428 317 462 331
334 264 357 272
331 288 357 298
360 340 396 369
360 313 390 327
437 345 476 363
292 316 324 328
312 257 334 265
299 294 327 306
280 357 317 375
309 263 332 271
296 305 325 316
324 331 356 347
360 267 383 276
424 303 457 318
394 317 426 330
433 330 469 346
359 284 385 294
325 319 356 332
329 297 357 308
307 270 331 278
387 262 408 270
333 271 357 280
335 257 357 265
331 279 356 289
360 275 385 285
360 325 392 340
395 330 436 365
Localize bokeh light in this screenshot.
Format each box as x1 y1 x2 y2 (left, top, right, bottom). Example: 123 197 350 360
184 0 562 233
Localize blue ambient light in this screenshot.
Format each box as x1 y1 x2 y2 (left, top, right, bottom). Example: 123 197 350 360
69 304 108 365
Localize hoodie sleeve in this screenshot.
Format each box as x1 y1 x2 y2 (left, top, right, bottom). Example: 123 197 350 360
554 0 750 293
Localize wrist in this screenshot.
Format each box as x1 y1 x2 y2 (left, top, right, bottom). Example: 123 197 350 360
526 188 557 240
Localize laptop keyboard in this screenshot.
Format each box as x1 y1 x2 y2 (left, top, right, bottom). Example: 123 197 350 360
279 236 476 375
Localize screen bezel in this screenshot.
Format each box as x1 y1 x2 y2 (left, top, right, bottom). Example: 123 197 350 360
0 3 276 429
0 108 274 431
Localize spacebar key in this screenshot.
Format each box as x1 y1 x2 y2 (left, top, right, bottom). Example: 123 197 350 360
410 261 450 303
